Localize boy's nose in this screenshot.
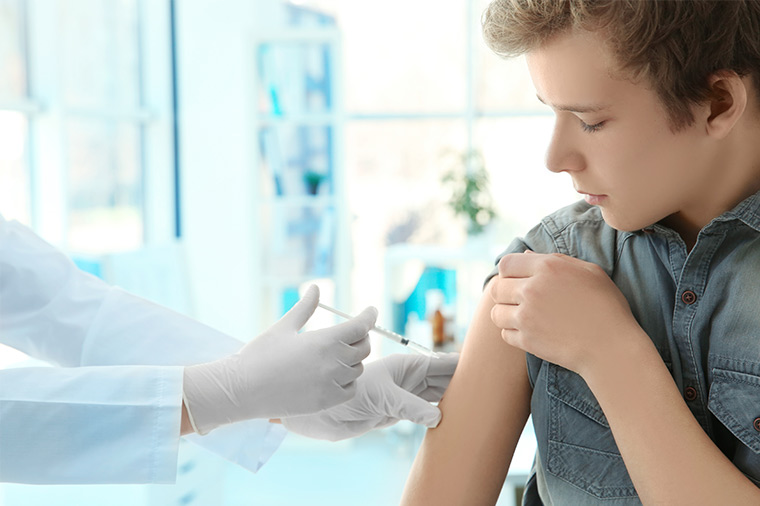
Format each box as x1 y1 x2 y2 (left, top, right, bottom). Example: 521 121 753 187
545 126 585 174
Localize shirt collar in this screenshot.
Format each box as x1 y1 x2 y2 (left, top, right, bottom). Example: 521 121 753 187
633 189 760 238
711 188 760 233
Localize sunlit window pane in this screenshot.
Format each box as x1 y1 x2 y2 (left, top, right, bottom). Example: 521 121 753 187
347 120 469 243
472 0 551 114
345 119 468 309
0 0 26 98
476 53 551 113
66 119 143 253
0 111 30 224
296 0 468 113
476 116 579 233
61 0 140 109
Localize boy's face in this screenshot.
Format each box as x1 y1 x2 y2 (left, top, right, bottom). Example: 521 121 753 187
526 29 715 232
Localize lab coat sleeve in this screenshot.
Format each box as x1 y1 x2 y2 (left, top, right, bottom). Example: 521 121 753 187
80 287 288 474
0 215 286 480
0 365 184 484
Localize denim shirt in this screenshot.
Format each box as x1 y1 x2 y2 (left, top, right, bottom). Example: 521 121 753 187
488 191 760 505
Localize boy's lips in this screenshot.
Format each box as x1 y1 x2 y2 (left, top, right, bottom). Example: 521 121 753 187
579 192 607 205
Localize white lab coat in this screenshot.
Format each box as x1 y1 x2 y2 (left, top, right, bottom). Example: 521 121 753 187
0 214 286 484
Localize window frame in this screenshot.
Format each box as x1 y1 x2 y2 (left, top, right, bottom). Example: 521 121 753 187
0 0 176 250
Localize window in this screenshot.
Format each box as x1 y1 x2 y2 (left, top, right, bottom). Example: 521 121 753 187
247 2 574 504
0 0 175 252
61 0 146 253
289 0 577 316
0 0 175 397
0 0 32 224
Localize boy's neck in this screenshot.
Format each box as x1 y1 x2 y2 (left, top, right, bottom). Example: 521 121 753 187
659 169 760 252
660 112 760 252
659 214 700 252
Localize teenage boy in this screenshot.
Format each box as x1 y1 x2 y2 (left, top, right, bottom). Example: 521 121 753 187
401 0 760 504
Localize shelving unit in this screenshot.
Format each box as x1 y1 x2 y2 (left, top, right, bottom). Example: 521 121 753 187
250 13 349 325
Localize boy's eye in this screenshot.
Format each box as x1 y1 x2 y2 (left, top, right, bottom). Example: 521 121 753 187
580 119 605 133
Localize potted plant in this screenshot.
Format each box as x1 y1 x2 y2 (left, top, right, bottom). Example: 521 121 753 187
441 150 497 235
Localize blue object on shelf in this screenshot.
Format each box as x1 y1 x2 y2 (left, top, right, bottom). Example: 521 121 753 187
393 266 456 333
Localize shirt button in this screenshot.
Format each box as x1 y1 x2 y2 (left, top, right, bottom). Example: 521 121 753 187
754 418 760 432
681 290 697 305
684 386 698 401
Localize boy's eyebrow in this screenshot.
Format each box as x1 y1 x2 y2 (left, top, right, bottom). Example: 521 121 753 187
536 94 610 113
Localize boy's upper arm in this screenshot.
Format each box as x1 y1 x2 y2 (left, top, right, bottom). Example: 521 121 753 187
401 281 532 505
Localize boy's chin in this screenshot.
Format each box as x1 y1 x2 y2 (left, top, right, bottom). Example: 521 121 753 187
599 209 655 233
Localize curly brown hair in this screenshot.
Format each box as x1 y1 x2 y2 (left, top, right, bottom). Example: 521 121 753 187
482 0 760 131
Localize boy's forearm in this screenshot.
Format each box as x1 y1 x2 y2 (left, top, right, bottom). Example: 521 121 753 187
582 330 760 505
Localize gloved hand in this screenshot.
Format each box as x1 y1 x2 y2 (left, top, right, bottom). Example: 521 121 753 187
280 352 459 441
183 285 377 435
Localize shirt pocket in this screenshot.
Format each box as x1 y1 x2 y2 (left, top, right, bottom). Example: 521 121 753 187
545 363 639 500
707 368 760 487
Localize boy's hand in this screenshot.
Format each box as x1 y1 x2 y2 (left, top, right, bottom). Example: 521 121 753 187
489 251 643 376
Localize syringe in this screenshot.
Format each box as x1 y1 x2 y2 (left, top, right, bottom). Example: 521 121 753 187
317 302 439 358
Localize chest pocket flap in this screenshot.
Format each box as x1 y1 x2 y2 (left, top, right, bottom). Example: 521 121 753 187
708 368 760 454
547 365 609 427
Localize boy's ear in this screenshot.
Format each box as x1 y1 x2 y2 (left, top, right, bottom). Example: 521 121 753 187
705 71 747 139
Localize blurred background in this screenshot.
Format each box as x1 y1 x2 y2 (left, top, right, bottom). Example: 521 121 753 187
0 0 578 504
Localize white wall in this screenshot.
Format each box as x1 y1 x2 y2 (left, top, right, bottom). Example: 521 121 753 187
175 0 285 339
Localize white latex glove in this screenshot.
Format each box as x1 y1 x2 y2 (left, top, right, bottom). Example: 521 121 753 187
281 352 459 441
183 285 377 435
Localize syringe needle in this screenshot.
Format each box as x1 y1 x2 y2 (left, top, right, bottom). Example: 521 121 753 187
317 302 439 358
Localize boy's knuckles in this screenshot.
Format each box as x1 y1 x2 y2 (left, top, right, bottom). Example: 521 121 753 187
498 254 515 275
490 304 507 326
501 329 518 346
541 256 565 273
521 281 544 302
488 279 500 301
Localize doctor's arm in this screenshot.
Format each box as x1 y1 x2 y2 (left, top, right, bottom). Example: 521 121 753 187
400 279 532 505
0 216 368 475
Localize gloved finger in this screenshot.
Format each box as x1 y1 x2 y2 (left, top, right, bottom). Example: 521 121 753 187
377 354 429 393
333 361 364 387
419 354 459 390
269 284 320 334
415 384 448 402
427 352 459 376
336 378 357 399
388 386 443 428
336 335 371 366
420 375 452 391
336 416 396 439
407 353 459 397
332 306 378 345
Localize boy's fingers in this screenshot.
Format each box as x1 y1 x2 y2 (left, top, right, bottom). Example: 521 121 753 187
489 277 524 304
497 252 539 278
